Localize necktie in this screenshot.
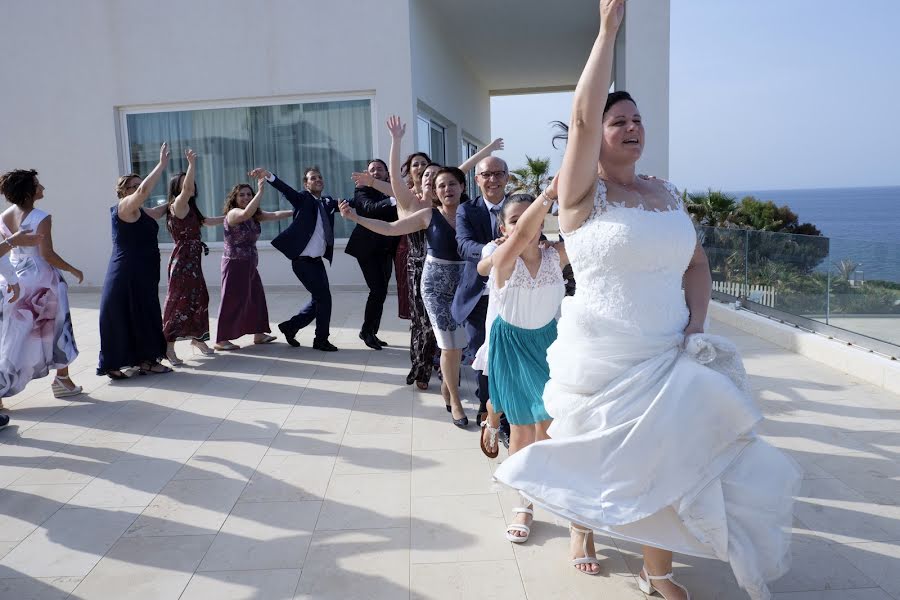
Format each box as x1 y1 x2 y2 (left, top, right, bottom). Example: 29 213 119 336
490 205 500 238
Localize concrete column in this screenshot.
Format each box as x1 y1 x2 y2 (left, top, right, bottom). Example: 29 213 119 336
614 0 670 179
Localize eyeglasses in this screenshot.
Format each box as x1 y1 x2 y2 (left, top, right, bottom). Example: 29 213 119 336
478 170 508 180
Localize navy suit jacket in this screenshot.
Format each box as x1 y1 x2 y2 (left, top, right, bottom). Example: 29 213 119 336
451 196 497 323
269 176 338 263
344 186 399 259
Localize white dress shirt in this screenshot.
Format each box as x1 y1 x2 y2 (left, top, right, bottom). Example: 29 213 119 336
268 173 327 259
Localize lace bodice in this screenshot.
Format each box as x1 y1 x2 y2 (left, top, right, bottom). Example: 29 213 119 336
491 246 566 329
560 178 697 336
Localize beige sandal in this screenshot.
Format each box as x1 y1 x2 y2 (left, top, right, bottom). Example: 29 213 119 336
52 376 83 398
570 524 602 575
214 341 240 351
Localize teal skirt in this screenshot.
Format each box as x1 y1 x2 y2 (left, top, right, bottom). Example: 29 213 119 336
488 317 557 426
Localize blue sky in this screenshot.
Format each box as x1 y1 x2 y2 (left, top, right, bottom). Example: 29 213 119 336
491 0 900 192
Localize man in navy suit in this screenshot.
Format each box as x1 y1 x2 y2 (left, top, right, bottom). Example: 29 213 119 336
452 156 510 423
249 166 339 352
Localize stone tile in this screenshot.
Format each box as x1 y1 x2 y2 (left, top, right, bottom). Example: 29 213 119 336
125 423 217 461
333 433 411 475
181 568 302 600
208 408 292 440
198 501 320 572
411 449 494 497
267 419 346 456
173 439 269 481
294 528 410 600
0 576 82 599
793 478 900 543
771 590 894 600
0 542 16 560
346 397 413 436
70 534 213 600
770 538 877 593
12 442 134 485
239 454 335 503
410 494 513 564
124 477 247 537
317 473 410 531
410 560 527 600
835 541 900 599
0 484 85 542
0 506 141 577
67 457 183 508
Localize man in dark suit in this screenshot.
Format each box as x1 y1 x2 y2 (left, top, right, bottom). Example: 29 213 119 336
452 156 510 425
249 166 339 352
344 159 398 351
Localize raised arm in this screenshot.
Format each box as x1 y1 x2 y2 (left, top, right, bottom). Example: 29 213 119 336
339 201 430 237
385 116 430 216
118 142 170 219
490 179 559 275
249 167 305 211
458 138 504 174
226 177 265 226
557 0 624 230
171 148 197 219
350 172 394 198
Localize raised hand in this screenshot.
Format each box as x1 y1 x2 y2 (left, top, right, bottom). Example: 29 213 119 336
601 0 625 33
70 267 84 284
492 235 508 247
6 282 20 304
159 142 171 168
248 167 272 180
338 200 357 220
386 115 406 139
545 172 559 200
486 138 505 153
256 176 267 193
185 148 197 165
351 171 375 188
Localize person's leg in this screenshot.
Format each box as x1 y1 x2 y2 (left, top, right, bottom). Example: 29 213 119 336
641 547 687 599
287 259 318 334
356 255 388 337
373 253 393 337
464 295 489 363
307 260 333 344
440 348 465 421
506 423 537 539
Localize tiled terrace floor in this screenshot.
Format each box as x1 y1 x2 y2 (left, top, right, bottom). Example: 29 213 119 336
1 290 898 600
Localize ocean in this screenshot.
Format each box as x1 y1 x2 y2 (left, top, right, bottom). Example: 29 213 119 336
731 186 900 282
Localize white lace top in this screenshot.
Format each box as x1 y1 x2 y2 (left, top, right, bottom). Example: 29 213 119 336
491 246 566 329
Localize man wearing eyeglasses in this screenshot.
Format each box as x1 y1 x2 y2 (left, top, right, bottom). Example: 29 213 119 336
452 156 510 426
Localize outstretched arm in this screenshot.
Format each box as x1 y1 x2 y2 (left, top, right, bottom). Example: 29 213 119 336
118 142 170 219
257 210 293 222
351 172 394 198
458 138 504 174
248 168 306 211
171 148 197 219
339 201 430 237
557 0 624 230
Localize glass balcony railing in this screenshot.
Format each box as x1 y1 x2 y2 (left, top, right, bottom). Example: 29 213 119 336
698 226 900 350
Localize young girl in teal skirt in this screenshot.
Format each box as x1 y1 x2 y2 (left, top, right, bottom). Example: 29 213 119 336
475 186 568 545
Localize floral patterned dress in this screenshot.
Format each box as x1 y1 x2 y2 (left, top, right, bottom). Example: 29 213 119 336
216 218 270 342
163 209 210 342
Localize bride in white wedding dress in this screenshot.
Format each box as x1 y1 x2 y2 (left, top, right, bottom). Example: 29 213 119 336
492 2 800 599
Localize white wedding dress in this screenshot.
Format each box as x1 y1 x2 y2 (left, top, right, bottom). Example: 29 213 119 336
493 178 800 600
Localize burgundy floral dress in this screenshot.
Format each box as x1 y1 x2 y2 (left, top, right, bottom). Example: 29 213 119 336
216 218 270 342
162 209 210 342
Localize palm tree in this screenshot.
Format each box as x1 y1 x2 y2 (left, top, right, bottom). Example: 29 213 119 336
684 189 738 227
833 259 860 281
508 156 552 197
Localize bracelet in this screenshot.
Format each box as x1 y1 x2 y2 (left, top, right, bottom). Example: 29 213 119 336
541 192 557 207
0 237 10 250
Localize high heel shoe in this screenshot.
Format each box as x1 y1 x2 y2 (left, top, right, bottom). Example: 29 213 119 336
165 350 183 366
451 413 469 428
638 566 691 599
191 340 215 356
51 376 83 398
570 524 602 576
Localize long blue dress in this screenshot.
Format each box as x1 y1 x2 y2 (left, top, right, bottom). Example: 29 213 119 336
97 207 166 374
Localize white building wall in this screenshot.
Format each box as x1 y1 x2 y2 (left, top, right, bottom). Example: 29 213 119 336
409 0 491 164
0 0 415 289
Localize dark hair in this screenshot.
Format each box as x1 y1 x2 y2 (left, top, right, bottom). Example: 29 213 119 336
367 158 388 171
498 193 535 226
0 169 39 207
304 166 322 181
551 90 637 148
223 183 259 222
433 166 469 206
401 152 431 180
421 162 443 207
167 172 205 222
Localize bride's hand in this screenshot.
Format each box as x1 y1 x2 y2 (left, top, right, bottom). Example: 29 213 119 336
600 0 625 33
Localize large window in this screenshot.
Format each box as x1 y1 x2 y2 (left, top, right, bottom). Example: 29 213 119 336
461 139 479 198
123 98 373 241
416 115 446 165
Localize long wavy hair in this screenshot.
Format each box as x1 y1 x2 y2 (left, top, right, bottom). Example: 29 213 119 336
222 183 260 222
167 172 205 223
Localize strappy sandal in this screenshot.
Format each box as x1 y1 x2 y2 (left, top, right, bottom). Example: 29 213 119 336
570 524 602 575
139 362 173 375
505 506 533 543
106 370 130 381
638 567 691 599
253 334 277 345
51 376 83 398
214 341 240 351
480 419 500 459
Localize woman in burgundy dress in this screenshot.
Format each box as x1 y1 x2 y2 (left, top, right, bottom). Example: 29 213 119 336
162 149 224 365
214 178 291 350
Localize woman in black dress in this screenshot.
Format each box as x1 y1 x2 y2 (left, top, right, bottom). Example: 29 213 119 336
97 143 172 378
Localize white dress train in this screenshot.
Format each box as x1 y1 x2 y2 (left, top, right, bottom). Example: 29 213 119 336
492 178 800 600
